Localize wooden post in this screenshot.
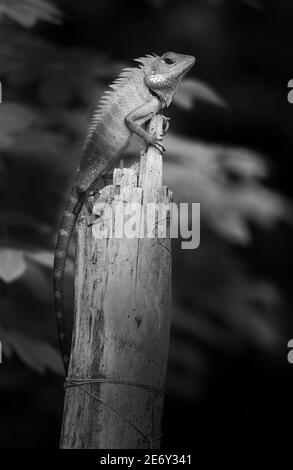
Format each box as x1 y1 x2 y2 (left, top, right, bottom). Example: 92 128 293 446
60 116 172 449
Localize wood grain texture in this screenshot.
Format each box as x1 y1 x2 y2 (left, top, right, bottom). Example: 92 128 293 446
60 116 172 449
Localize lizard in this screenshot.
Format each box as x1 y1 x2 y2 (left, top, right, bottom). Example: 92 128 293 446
53 51 195 374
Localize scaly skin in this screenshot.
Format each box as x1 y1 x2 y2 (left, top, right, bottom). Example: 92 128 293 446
53 52 195 373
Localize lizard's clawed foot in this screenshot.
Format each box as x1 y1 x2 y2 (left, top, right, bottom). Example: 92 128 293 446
85 190 100 214
162 116 171 136
152 142 166 154
85 197 94 215
147 136 166 154
87 189 100 198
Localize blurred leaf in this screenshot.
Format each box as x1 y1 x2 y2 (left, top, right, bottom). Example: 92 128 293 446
3 329 63 374
174 78 228 110
25 251 54 269
21 261 51 302
209 212 252 244
220 147 268 180
0 103 35 149
226 185 293 228
0 249 26 283
25 249 74 275
0 0 61 27
36 341 64 375
159 136 293 243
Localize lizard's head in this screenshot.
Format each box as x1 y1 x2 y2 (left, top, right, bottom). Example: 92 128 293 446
137 52 195 106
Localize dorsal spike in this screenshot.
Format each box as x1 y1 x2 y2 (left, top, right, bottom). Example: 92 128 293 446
134 57 147 64
85 62 145 129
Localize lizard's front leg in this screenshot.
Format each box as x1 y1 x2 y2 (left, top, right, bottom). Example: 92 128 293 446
125 100 165 154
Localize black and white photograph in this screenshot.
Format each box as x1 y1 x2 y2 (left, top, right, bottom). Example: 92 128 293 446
0 0 292 455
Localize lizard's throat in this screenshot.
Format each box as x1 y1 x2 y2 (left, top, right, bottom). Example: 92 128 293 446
150 86 175 108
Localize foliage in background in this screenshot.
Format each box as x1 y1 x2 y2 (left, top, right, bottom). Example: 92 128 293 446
0 0 292 448
0 0 291 383
0 0 61 27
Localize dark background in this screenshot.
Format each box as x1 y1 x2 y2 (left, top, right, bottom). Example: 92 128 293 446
0 0 293 449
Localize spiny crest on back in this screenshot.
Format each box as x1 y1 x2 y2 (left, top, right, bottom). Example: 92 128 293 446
84 54 158 146
134 53 159 67
95 53 158 113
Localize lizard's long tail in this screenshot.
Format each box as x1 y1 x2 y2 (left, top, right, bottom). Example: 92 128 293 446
53 184 83 373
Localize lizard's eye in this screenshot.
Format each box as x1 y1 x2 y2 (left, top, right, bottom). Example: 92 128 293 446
163 57 175 65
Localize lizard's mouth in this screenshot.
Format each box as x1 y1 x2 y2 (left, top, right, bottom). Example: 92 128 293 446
182 55 196 75
169 55 196 82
